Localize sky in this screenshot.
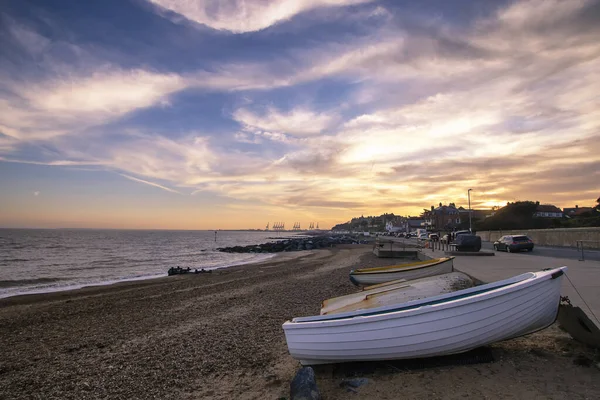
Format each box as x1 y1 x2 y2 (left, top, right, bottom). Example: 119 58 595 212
0 0 599 230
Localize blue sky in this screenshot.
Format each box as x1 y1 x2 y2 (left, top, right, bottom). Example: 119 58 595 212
1 0 599 229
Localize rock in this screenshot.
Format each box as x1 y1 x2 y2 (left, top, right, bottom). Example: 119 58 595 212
340 377 369 393
216 234 364 254
339 378 369 388
290 367 321 400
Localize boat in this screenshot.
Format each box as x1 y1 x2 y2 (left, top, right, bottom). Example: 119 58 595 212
283 267 566 365
321 272 474 316
349 257 454 286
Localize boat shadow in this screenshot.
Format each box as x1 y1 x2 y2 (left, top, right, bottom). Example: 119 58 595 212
313 346 495 378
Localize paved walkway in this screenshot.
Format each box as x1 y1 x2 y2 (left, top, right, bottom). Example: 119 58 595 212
421 244 600 324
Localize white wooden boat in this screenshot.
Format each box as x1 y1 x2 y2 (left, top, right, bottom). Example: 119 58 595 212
349 257 454 286
283 267 566 365
321 272 473 316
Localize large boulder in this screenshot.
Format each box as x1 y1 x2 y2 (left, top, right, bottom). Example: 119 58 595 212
290 367 321 400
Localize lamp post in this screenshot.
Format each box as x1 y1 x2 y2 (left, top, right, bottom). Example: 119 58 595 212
468 188 472 232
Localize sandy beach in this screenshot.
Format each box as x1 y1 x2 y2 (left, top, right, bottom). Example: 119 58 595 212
1 245 599 399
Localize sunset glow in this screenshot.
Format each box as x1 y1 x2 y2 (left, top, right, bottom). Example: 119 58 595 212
1 0 599 229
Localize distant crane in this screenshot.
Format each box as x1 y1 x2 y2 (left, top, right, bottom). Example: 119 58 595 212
273 222 285 231
266 222 269 231
293 222 301 231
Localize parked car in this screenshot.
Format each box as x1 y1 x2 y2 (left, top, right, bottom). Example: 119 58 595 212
493 235 534 252
418 233 428 240
405 233 412 238
455 234 482 252
429 233 439 241
396 232 405 238
454 230 471 238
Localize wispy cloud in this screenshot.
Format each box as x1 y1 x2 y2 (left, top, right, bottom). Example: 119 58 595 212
119 174 181 194
145 0 374 33
233 106 337 137
1 68 186 141
0 157 105 166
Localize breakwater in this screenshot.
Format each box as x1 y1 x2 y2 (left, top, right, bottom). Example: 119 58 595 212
216 234 365 253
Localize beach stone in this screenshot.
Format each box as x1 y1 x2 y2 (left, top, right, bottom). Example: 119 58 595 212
340 377 369 390
290 367 321 400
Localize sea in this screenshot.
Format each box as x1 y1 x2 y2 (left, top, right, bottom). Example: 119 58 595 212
0 229 297 299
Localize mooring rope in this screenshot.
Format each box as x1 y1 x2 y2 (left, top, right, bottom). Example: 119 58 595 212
564 271 600 326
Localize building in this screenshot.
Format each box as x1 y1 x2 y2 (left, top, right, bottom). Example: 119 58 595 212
423 203 461 231
407 217 426 231
563 205 594 217
534 204 563 218
385 221 403 233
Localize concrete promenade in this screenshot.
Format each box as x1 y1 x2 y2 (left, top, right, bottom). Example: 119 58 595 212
421 244 600 324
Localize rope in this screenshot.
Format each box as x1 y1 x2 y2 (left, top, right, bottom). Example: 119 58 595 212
564 271 600 326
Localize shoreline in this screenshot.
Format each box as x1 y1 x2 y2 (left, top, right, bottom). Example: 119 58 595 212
0 251 290 305
1 245 599 399
0 251 279 301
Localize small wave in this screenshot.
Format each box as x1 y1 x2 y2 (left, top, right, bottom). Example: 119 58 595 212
88 259 127 266
203 253 277 270
0 258 30 262
0 278 63 288
176 252 215 258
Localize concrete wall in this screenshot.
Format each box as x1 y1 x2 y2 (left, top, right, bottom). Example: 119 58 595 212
477 227 600 249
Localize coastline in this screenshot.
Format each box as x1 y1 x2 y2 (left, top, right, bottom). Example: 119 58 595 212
0 251 286 305
0 251 278 301
1 245 599 399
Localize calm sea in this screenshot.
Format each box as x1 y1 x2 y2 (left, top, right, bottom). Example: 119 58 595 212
0 229 294 299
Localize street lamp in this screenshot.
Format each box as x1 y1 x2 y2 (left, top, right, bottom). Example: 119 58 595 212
468 188 472 232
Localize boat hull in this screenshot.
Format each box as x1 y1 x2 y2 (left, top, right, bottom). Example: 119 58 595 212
349 258 454 286
283 267 566 365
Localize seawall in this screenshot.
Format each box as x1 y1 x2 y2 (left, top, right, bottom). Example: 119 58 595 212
477 227 600 249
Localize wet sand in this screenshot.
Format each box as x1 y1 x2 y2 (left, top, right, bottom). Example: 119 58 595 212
1 245 599 399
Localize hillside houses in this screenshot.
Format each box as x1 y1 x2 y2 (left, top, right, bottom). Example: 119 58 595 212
331 198 599 233
534 204 563 218
563 205 594 217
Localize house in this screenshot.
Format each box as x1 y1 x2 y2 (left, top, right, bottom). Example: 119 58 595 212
407 217 426 230
424 203 461 230
534 204 563 218
385 216 407 233
563 205 593 217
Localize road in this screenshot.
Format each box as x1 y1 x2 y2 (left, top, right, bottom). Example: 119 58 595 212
480 241 600 262
387 236 600 262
